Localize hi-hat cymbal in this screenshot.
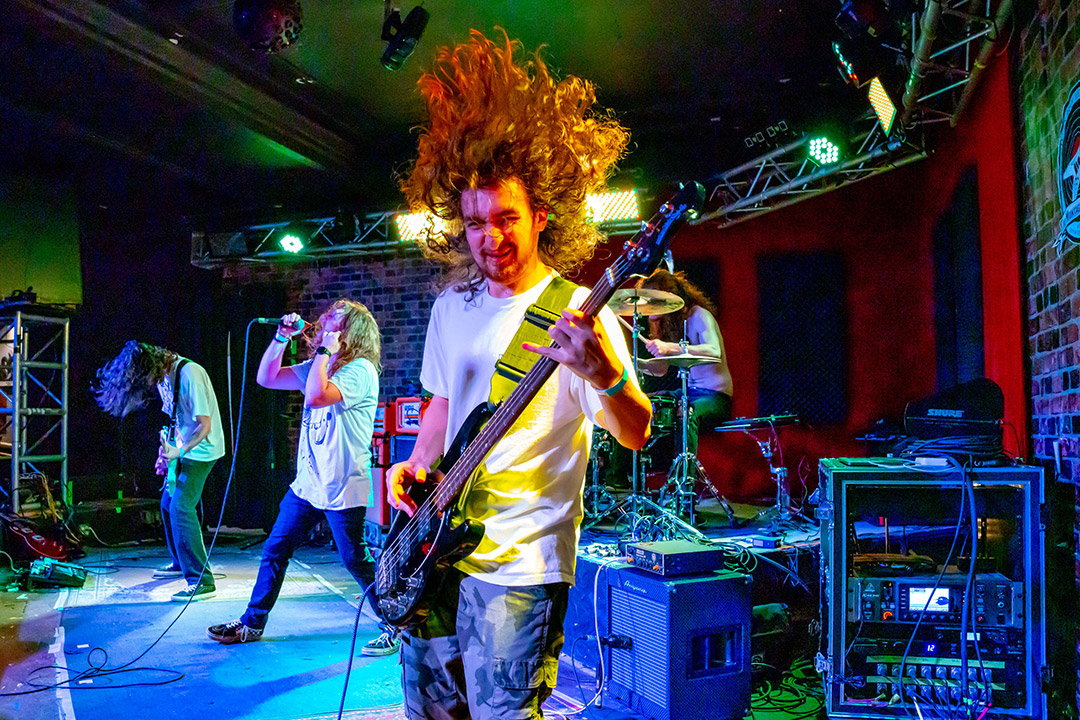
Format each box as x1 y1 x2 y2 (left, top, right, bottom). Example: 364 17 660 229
638 353 722 369
607 288 684 316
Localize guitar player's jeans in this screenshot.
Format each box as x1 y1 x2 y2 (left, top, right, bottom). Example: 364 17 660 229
400 568 569 720
241 489 373 631
161 457 216 588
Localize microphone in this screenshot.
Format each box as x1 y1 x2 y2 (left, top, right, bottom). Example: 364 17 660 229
253 318 307 330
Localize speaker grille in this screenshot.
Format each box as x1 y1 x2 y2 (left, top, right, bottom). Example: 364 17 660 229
610 587 669 710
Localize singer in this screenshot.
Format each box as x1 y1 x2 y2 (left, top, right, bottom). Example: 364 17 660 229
93 342 225 602
207 299 385 646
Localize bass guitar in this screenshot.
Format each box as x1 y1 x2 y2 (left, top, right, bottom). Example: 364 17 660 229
374 181 705 627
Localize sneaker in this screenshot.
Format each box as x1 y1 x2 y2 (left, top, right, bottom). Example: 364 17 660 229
171 584 216 602
152 564 183 579
207 619 263 645
361 629 401 657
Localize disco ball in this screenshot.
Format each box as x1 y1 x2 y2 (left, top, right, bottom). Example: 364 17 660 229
233 0 303 53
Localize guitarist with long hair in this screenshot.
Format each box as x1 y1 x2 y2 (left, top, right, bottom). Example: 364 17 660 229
94 341 224 602
387 31 653 720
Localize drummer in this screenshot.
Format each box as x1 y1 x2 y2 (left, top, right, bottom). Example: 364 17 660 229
636 269 733 455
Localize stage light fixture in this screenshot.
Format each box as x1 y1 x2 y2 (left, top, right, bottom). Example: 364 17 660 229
835 0 889 39
808 137 841 165
233 0 303 53
832 39 865 87
381 5 429 71
586 190 640 224
279 233 304 253
395 212 446 243
868 77 897 136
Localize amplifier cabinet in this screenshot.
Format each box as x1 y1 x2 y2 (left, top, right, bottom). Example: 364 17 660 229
818 458 1046 719
604 566 752 720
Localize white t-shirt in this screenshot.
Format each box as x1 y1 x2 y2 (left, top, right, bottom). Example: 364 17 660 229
289 358 379 511
157 359 225 463
421 273 639 586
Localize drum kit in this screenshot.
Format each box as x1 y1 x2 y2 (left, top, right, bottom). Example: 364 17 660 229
585 288 805 539
586 288 736 539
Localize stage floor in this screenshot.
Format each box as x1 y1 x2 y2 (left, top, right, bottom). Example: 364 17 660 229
0 525 823 720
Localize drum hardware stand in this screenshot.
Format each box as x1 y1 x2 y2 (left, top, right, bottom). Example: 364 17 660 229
591 293 703 541
751 432 793 531
657 340 737 528
715 414 801 532
582 430 616 519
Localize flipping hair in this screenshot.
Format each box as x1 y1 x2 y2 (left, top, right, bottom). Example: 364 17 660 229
638 270 718 344
304 299 382 375
400 29 630 293
93 341 177 418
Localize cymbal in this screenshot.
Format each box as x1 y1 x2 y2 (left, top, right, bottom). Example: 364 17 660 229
607 288 684 316
638 353 722 369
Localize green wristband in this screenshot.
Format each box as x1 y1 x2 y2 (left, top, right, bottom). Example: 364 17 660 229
273 333 290 344
597 367 629 397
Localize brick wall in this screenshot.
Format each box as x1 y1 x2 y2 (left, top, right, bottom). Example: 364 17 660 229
1016 1 1080 712
222 253 440 400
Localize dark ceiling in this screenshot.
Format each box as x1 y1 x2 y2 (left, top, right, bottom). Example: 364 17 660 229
4 0 864 229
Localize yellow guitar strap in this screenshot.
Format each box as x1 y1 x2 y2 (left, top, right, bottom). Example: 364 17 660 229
488 275 579 405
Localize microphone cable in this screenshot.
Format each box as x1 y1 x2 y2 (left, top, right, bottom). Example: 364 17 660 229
1 319 262 696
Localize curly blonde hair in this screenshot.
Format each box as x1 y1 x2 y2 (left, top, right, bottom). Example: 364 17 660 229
304 299 382 375
400 29 630 293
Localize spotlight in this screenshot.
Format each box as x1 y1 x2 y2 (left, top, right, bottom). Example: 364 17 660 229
279 233 304 253
381 6 429 71
233 0 303 54
832 38 868 87
808 137 841 165
835 0 889 39
868 77 898 136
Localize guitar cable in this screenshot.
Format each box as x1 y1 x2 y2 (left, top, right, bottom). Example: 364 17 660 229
0 320 263 697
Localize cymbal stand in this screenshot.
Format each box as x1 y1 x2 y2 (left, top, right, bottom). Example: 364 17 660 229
592 308 703 541
582 430 615 518
660 343 736 528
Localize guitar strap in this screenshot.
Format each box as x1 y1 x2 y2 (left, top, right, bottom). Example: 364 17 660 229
488 275 579 405
168 359 189 447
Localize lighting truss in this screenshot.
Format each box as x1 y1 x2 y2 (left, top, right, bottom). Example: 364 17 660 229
192 210 413 268
192 191 643 267
695 0 1011 228
695 127 927 228
0 312 71 514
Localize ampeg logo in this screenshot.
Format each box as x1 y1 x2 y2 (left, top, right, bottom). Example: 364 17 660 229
1057 80 1080 249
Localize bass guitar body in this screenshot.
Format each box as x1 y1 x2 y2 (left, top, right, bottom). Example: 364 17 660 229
373 181 705 629
376 403 491 628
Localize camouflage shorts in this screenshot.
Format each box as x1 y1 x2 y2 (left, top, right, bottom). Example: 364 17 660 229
400 568 569 720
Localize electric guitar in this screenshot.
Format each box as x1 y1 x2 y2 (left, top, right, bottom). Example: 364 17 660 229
374 182 706 628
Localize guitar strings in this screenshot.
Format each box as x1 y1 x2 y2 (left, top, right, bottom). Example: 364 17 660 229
373 212 691 593
374 255 633 591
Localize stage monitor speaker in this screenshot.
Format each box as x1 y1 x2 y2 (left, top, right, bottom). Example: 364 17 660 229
604 566 752 720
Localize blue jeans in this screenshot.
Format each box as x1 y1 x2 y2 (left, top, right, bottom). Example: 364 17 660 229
241 489 372 630
161 457 216 588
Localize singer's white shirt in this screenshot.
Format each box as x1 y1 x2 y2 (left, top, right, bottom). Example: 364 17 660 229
289 358 378 510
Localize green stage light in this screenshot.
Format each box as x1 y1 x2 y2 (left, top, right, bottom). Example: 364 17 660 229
808 137 841 165
279 234 304 253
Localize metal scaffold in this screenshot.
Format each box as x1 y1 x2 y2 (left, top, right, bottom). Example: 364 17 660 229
0 311 71 515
